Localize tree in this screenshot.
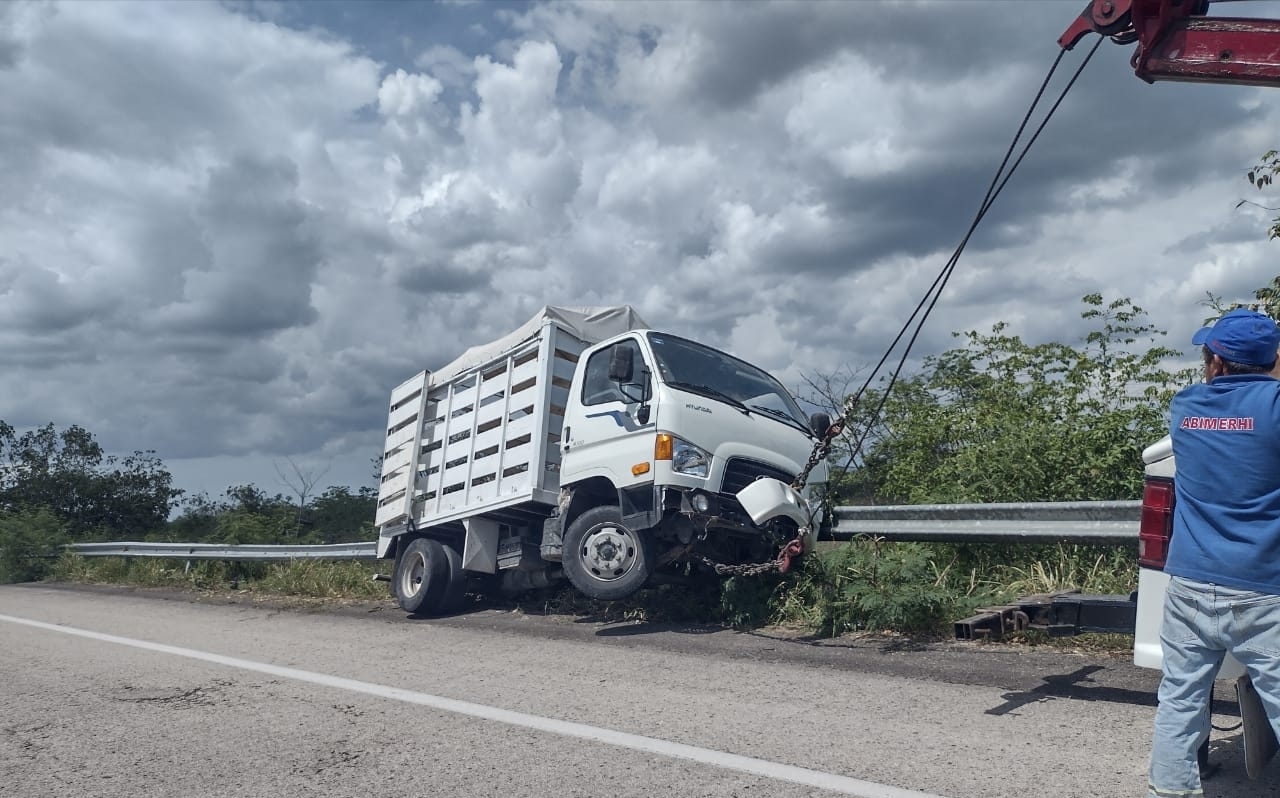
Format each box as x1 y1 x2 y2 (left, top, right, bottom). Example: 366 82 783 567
1243 150 1280 241
223 483 287 516
0 422 180 540
163 492 221 543
1218 151 1280 319
273 456 330 538
309 486 377 543
212 484 293 544
838 295 1188 505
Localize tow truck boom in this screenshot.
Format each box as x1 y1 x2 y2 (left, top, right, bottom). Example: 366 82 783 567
1060 0 1280 86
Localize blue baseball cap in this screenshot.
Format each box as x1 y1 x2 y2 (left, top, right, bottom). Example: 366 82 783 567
1192 308 1280 367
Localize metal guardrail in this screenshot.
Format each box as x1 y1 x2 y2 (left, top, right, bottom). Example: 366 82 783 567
65 501 1143 562
830 500 1141 545
69 541 376 561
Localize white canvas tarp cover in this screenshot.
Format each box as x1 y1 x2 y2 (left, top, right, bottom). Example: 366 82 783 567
430 305 649 387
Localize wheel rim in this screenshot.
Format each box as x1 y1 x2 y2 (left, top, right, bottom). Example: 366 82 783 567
577 523 639 582
399 550 426 598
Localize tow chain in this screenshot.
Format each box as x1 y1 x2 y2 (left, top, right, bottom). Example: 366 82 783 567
698 536 805 577
790 395 857 492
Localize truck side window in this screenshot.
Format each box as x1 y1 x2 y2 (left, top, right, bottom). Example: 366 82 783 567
582 341 645 406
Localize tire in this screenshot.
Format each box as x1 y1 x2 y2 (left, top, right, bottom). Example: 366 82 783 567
438 541 468 614
561 505 652 601
393 537 450 616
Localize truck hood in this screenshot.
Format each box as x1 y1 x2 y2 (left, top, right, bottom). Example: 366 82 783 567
656 386 827 486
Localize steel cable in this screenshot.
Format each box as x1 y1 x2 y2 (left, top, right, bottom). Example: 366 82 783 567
835 33 1107 475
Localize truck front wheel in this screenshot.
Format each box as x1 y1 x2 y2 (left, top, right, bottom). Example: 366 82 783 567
562 506 652 601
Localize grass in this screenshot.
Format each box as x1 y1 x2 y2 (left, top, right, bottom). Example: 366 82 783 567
48 553 389 600
42 540 1138 647
997 544 1138 596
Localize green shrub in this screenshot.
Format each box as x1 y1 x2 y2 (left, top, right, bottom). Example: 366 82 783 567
718 574 784 629
0 508 68 583
771 541 1004 636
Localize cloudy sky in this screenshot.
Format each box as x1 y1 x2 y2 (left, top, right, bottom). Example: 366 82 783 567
4 0 1280 505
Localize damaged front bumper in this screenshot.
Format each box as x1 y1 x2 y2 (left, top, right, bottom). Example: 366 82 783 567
667 477 817 552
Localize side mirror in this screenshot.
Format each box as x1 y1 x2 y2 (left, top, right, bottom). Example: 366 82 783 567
809 411 831 439
608 346 633 382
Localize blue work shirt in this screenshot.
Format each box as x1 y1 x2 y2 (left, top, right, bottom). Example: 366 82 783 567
1166 373 1280 593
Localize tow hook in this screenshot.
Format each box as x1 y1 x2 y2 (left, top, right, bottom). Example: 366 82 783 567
777 538 805 574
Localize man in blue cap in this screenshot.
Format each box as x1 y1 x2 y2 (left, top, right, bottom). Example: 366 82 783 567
1148 307 1280 797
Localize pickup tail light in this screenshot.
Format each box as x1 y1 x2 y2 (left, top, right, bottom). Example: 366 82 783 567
1139 477 1175 570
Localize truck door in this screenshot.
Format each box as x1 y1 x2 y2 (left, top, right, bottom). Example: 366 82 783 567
560 337 654 487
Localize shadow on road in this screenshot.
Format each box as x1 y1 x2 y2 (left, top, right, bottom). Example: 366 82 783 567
985 664 1161 714
589 620 721 637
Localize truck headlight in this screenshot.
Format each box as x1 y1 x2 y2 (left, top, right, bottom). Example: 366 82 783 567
670 438 711 477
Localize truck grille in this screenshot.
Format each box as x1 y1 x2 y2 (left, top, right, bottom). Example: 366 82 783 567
720 458 796 496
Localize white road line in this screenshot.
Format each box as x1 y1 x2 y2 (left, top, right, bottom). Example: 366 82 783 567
0 612 951 798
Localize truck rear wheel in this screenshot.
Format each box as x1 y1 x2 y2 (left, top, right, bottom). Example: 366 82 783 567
562 506 651 601
394 537 450 615
438 541 468 614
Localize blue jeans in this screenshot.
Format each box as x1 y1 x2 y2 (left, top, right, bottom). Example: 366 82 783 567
1148 576 1280 796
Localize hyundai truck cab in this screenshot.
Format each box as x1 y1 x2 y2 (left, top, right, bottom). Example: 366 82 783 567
557 330 828 599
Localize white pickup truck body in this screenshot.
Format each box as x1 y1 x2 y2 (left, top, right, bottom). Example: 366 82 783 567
375 306 827 613
1135 436 1246 679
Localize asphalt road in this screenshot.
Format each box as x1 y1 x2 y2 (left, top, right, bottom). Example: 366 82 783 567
1 583 1276 798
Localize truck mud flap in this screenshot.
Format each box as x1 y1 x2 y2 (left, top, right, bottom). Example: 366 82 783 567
954 590 1137 641
1238 674 1279 779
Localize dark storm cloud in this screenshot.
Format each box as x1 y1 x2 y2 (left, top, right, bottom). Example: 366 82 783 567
777 68 1267 274
0 31 19 69
1164 213 1264 257
643 0 1280 112
0 332 102 369
648 2 878 110
532 1 1115 111
0 260 110 334
395 261 492 295
4 9 227 161
152 155 321 337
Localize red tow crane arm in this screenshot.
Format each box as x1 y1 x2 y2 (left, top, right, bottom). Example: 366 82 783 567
1060 0 1280 86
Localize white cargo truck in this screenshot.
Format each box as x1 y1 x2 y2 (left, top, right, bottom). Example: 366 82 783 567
375 306 829 615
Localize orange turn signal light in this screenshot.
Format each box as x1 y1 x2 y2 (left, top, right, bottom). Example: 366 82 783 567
632 462 651 476
655 433 673 461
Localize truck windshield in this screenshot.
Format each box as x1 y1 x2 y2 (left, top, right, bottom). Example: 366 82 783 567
646 332 810 431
